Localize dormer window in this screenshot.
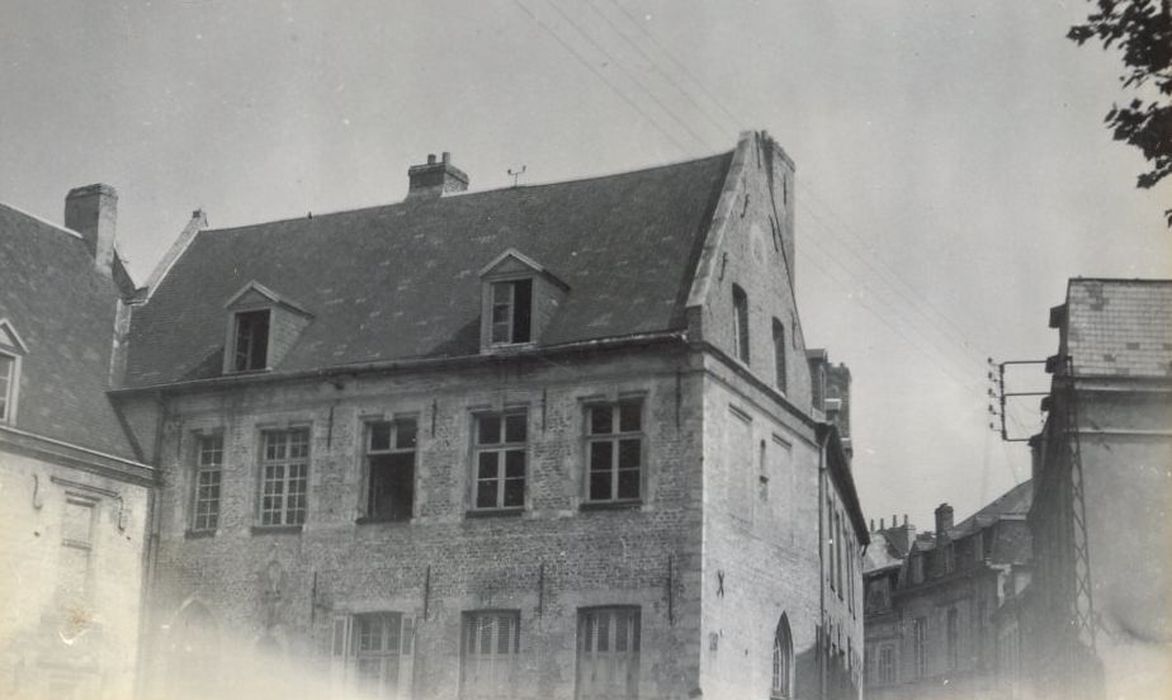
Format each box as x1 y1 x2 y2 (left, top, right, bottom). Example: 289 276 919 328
0 320 27 424
222 281 312 375
479 249 568 353
233 310 271 371
491 279 533 345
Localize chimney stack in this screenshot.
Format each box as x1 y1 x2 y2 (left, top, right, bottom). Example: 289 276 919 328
407 151 469 199
935 503 954 539
880 517 885 530
65 184 118 276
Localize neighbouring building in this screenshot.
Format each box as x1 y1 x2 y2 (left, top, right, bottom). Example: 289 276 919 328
102 131 868 699
862 482 1032 700
1022 278 1172 700
0 188 155 699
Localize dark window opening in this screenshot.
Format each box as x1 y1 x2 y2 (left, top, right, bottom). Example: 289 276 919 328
732 285 750 363
233 310 270 371
772 318 787 392
490 279 533 345
366 419 417 522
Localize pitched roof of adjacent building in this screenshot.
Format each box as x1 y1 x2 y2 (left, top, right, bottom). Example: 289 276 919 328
944 479 1032 540
1062 278 1172 378
123 152 734 388
0 203 140 460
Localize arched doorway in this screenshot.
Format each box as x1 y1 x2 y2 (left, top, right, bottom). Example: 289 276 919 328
771 613 794 699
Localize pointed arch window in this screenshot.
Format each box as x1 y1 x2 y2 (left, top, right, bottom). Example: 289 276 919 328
772 614 794 699
772 317 787 393
732 285 750 363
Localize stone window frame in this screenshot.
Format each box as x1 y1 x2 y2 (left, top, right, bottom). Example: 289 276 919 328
461 609 522 698
0 319 27 424
581 396 647 507
331 611 415 696
469 408 528 514
575 606 641 699
771 613 794 699
190 430 225 534
731 284 750 364
359 416 419 523
255 426 311 528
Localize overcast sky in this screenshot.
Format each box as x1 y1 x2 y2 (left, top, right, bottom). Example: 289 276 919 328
2 0 1169 531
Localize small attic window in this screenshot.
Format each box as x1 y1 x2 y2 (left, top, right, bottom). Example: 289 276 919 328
232 309 271 372
491 279 533 345
0 320 27 424
0 352 17 423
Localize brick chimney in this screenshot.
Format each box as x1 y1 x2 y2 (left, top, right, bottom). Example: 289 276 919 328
65 184 118 276
935 503 954 539
406 151 469 199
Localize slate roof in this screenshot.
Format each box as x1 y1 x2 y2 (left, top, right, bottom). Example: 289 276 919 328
945 479 1032 540
123 152 733 388
1064 278 1172 378
0 203 140 460
863 530 905 573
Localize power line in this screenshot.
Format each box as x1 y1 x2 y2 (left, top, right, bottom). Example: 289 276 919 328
510 0 692 154
582 0 732 140
603 0 745 128
538 0 715 149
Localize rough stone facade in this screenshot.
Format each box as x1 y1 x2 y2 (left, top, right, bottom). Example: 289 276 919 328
113 132 868 699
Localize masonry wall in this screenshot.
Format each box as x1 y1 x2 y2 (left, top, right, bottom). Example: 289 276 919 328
0 447 149 700
696 353 824 699
1074 386 1172 699
688 133 812 414
134 346 711 700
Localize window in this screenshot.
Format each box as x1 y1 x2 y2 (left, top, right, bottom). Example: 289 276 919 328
866 577 891 612
732 285 750 363
331 613 414 697
910 554 924 585
232 309 270 372
0 320 25 423
0 352 15 422
772 318 786 393
490 279 533 345
585 399 644 503
193 434 223 531
878 643 897 684
461 611 520 699
473 411 526 511
943 543 956 574
59 496 95 605
365 418 417 522
576 607 640 699
946 607 960 670
771 615 793 699
258 428 309 526
913 617 927 678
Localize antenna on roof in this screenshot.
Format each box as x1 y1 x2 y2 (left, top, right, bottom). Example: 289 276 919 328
507 165 527 187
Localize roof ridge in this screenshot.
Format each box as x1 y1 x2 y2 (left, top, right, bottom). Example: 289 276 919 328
0 200 83 240
199 150 735 236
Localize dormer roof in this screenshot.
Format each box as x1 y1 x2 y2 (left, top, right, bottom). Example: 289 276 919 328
224 280 312 316
479 248 570 290
0 319 28 354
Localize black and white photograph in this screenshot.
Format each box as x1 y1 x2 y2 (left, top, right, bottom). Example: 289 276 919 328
0 1 1169 698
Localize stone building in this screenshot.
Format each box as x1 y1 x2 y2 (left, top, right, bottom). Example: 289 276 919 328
861 482 1032 700
106 131 869 699
0 189 154 699
1022 278 1172 700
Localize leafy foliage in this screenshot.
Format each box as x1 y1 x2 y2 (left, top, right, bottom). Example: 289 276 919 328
1068 0 1172 224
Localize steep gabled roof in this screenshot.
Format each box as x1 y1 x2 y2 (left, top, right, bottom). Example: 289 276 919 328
123 152 733 388
1063 278 1172 378
0 203 140 460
